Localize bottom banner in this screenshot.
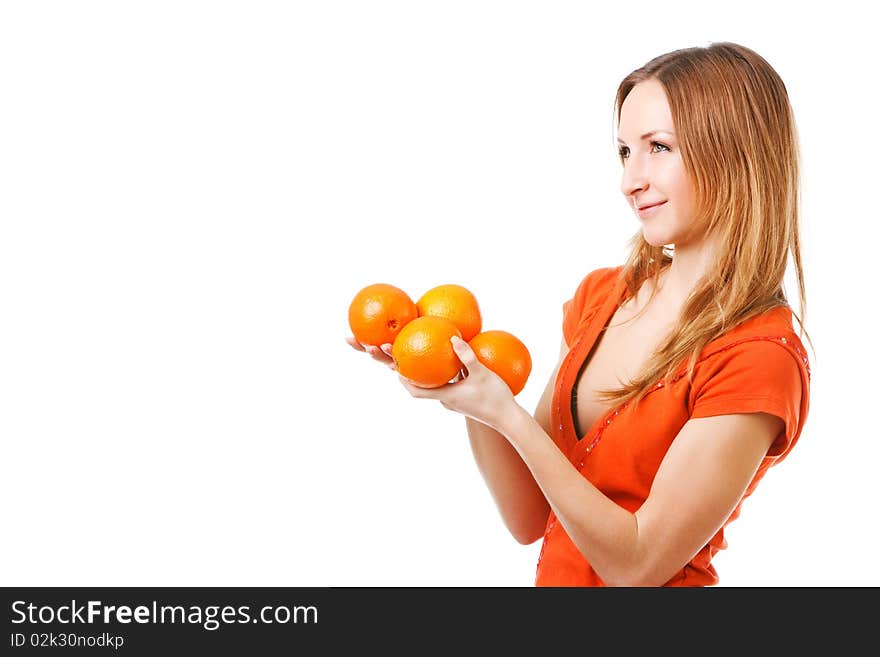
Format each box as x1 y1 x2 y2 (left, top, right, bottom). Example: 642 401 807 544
0 586 868 653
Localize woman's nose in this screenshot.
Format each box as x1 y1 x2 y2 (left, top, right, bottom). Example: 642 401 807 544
620 159 649 199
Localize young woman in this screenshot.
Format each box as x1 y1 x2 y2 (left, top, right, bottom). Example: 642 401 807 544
348 41 812 586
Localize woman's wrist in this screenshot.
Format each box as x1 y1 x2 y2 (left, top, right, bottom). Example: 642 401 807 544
494 400 533 443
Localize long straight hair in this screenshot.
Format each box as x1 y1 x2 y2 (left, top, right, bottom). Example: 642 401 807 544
598 42 812 406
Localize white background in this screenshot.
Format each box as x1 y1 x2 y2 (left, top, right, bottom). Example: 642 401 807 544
1 1 877 587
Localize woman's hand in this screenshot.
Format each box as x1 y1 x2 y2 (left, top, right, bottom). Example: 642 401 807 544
398 335 520 435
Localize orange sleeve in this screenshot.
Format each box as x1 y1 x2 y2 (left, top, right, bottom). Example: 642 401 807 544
690 339 808 461
562 267 619 347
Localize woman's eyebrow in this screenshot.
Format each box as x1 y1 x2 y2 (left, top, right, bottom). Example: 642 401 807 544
616 130 675 144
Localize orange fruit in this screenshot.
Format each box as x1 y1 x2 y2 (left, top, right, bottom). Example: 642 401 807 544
468 330 532 395
348 283 418 347
415 284 482 342
392 316 463 388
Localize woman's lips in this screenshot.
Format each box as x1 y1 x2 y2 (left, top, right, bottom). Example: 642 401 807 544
637 201 667 217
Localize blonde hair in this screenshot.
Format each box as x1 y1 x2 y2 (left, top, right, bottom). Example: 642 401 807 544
599 41 812 406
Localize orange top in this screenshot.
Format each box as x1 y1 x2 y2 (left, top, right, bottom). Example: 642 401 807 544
534 266 811 587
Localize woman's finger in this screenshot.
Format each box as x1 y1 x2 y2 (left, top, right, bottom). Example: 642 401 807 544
364 345 397 368
450 335 478 372
346 336 366 352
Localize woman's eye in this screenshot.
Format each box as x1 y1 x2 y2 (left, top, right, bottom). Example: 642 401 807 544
618 141 670 159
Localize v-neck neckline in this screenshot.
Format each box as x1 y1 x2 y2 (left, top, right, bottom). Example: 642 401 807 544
556 271 632 455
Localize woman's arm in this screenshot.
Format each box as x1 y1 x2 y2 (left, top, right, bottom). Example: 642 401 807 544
464 338 568 545
502 405 782 586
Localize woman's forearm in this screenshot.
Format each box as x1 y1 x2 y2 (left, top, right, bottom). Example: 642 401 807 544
465 416 550 544
501 405 642 586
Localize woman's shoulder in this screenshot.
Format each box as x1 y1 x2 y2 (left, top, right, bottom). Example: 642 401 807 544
688 304 812 464
698 304 811 378
569 265 626 300
713 305 804 348
561 265 626 345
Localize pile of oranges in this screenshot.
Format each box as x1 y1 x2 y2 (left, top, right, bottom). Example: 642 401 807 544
347 282 532 395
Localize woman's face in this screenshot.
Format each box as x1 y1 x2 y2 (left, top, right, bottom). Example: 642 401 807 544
617 78 699 247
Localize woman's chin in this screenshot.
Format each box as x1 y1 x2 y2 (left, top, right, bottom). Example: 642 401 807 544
641 230 674 248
